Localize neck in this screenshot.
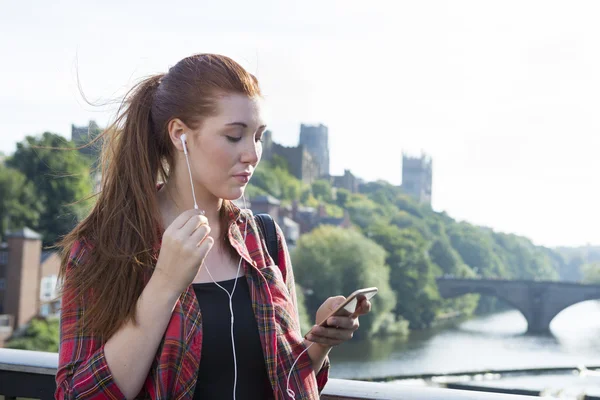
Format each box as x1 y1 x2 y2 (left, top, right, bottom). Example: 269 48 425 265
158 175 222 234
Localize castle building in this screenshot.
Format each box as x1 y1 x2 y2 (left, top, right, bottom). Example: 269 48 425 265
401 153 433 205
299 124 329 178
262 130 320 185
330 169 360 193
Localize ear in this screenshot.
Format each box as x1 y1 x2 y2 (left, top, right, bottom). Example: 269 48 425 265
167 118 190 153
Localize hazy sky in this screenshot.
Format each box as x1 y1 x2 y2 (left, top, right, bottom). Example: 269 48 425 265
1 0 599 247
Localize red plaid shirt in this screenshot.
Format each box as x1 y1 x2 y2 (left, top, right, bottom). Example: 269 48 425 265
55 206 329 399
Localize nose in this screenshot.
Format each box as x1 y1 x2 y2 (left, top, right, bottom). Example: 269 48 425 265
240 137 261 165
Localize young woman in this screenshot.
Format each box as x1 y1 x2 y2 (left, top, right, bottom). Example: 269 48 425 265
55 53 371 400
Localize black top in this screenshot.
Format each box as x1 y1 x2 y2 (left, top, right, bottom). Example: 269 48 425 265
192 277 273 400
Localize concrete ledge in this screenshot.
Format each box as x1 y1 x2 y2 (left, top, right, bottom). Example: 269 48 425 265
0 348 532 399
322 379 534 399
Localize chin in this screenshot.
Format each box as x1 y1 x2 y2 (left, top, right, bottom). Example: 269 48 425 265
220 186 247 201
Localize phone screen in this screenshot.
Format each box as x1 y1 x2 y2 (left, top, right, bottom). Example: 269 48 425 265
317 287 378 327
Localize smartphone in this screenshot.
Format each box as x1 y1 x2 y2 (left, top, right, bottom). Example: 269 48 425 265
314 287 378 328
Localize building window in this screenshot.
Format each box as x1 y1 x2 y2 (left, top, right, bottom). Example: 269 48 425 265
0 278 5 290
40 275 58 301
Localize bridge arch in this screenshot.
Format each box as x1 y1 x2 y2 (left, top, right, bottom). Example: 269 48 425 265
437 285 530 327
436 278 600 333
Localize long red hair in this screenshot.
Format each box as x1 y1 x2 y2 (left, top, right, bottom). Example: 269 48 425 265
57 54 262 340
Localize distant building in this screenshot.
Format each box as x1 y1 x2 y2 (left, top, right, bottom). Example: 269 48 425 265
251 195 300 248
251 195 281 223
72 120 103 192
288 201 351 235
71 120 102 159
262 130 320 185
330 169 360 193
299 124 329 178
250 194 351 244
0 228 60 346
401 153 432 204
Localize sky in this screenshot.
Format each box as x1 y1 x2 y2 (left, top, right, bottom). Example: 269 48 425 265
1 0 599 248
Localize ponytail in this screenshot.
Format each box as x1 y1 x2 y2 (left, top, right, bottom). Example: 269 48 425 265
58 74 169 339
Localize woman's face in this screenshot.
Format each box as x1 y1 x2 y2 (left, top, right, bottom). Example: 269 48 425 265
182 93 266 201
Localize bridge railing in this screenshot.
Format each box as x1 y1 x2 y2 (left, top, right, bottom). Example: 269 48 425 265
0 348 535 400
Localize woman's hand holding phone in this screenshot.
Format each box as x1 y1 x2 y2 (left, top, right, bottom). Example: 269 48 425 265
304 288 376 348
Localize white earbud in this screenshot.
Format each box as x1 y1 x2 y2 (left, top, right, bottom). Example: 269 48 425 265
181 133 189 155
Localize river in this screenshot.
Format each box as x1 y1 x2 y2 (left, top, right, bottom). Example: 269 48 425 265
328 300 600 397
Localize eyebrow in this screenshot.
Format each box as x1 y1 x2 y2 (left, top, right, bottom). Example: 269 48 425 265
225 122 267 130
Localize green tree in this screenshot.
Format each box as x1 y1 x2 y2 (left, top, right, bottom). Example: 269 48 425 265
7 132 94 245
295 284 312 335
311 180 333 203
430 238 467 276
271 154 290 172
391 210 432 240
367 222 441 329
292 226 399 338
251 161 306 202
0 164 43 241
345 194 389 230
335 188 351 208
5 317 60 352
446 223 508 278
582 262 600 284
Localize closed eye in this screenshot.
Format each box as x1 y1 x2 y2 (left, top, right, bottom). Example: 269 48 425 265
226 136 242 143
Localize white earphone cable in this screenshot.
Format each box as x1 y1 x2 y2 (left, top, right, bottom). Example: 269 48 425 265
286 342 314 399
204 195 247 400
181 134 199 210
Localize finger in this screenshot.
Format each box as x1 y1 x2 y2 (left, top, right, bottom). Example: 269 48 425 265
306 334 343 347
326 316 358 331
356 300 372 316
190 223 211 246
196 235 214 258
307 326 352 345
361 300 372 314
306 328 345 346
351 299 371 318
181 214 209 236
172 209 205 230
312 325 354 341
328 295 347 311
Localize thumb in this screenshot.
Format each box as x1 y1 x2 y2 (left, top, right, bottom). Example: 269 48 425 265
331 295 346 310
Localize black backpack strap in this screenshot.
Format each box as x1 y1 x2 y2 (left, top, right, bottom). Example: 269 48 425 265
254 213 279 266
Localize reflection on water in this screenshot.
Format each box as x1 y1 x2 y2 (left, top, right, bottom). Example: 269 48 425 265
329 300 600 380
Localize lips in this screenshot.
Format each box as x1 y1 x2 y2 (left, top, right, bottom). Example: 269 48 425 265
233 172 252 183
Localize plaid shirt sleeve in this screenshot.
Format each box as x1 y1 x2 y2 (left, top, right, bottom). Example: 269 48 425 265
55 241 126 400
275 223 330 392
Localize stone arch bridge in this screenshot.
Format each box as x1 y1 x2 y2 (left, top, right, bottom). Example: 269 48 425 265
436 277 600 333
